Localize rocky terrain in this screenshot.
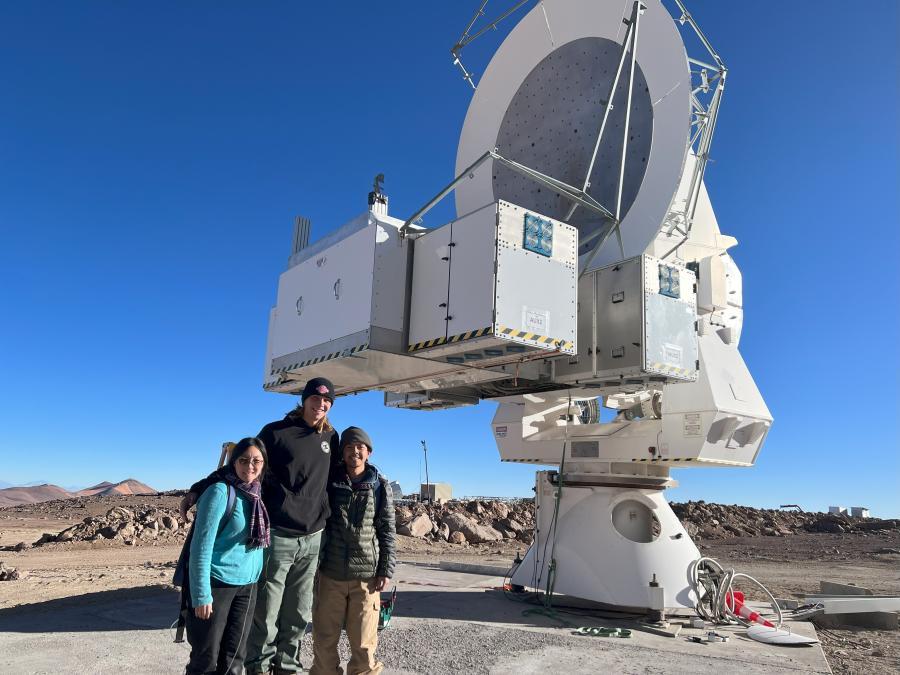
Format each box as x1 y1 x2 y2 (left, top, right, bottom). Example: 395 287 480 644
1 493 897 674
672 500 900 539
3 493 898 552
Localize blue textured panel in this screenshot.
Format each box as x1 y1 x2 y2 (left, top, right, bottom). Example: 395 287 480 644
523 213 553 257
658 264 680 299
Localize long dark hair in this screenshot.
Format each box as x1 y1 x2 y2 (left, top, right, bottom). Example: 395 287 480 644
228 437 268 477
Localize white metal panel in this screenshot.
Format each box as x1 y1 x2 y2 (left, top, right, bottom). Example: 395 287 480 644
408 224 452 346
264 306 278 386
495 203 578 350
698 254 728 312
445 204 498 337
271 222 375 360
370 213 412 333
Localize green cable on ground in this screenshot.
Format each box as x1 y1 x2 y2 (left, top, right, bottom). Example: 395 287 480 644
541 395 571 611
573 626 633 638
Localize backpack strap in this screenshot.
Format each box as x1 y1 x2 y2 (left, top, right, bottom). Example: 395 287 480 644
220 484 238 535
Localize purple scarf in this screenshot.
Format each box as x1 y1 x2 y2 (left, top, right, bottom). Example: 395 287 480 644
223 471 271 549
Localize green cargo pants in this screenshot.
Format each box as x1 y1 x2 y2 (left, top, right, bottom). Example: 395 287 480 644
244 528 322 674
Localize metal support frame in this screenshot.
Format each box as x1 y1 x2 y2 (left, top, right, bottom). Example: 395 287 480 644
451 0 533 89
659 0 727 259
399 149 615 237
570 0 645 273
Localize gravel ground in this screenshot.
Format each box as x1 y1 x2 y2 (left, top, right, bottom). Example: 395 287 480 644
298 620 625 675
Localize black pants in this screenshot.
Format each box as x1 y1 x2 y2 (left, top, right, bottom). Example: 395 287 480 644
185 579 257 675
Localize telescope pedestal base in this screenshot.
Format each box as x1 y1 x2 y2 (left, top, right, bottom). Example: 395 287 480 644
511 471 699 610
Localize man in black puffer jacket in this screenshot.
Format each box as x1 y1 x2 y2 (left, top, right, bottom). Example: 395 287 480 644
181 377 339 675
309 426 395 675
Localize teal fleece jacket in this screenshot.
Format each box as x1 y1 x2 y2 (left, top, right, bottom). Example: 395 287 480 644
189 482 264 607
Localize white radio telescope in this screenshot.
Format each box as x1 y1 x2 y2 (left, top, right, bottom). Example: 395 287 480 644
263 0 771 611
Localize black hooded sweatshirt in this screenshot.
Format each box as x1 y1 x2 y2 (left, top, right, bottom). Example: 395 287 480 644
189 412 339 535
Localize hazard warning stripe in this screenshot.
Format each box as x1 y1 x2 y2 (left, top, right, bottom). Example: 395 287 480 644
407 326 492 353
631 457 694 462
271 343 369 375
496 324 574 352
649 362 692 375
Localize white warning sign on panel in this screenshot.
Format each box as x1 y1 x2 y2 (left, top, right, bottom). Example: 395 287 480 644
663 342 683 366
683 413 702 437
495 426 508 438
522 307 550 336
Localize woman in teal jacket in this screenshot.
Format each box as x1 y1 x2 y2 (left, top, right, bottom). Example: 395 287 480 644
186 437 270 675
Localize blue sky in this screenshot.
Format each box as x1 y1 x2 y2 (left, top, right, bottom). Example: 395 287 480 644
1 2 897 516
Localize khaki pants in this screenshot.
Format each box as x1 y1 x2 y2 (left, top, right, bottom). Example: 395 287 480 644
310 573 383 675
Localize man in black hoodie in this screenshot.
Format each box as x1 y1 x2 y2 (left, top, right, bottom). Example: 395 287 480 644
181 377 339 675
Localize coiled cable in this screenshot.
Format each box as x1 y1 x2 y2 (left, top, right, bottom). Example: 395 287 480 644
689 556 783 628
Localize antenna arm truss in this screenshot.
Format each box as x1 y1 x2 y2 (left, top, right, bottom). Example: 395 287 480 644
660 0 728 259
399 149 617 237
450 0 534 89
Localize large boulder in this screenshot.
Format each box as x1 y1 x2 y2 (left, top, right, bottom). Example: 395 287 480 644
100 525 120 539
443 512 502 544
397 514 433 538
56 526 78 542
0 562 19 581
448 531 467 545
499 518 523 533
107 507 133 521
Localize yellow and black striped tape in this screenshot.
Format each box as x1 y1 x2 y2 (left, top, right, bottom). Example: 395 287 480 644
649 362 693 376
271 343 369 375
496 324 574 352
631 457 695 462
408 326 492 353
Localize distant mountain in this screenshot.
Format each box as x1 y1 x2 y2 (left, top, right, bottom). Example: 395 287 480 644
0 480 12 490
77 479 156 497
0 484 73 507
0 478 157 506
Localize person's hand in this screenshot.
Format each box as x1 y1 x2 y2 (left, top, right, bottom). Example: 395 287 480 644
374 576 389 592
179 492 197 521
194 603 213 620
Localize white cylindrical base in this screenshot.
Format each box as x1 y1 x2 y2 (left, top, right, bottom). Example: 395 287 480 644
511 473 700 609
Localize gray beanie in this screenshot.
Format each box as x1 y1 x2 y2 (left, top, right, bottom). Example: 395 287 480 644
340 426 373 453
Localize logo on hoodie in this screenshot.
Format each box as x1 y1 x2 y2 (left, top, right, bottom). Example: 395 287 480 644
321 441 330 453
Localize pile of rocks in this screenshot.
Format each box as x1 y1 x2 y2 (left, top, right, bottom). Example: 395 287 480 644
32 505 188 547
672 501 900 540
395 499 534 545
22 496 900 549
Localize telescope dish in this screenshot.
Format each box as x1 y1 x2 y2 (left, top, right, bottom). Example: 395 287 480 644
455 0 692 268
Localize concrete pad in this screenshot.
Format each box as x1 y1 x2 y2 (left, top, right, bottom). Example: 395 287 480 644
0 563 832 674
819 580 874 595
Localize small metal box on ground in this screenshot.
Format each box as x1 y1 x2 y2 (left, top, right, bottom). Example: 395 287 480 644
407 201 577 367
555 255 698 386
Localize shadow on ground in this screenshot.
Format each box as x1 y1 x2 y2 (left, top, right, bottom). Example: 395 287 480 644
0 584 180 633
390 587 640 629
